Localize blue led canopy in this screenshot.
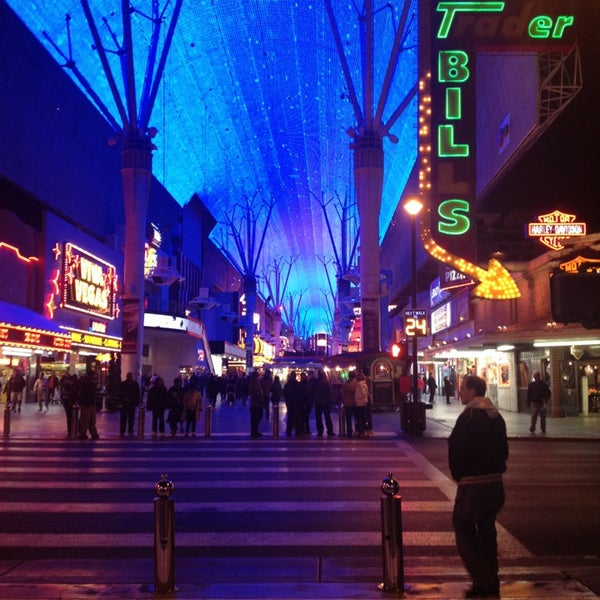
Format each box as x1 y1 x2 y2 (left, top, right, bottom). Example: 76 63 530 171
8 1 418 334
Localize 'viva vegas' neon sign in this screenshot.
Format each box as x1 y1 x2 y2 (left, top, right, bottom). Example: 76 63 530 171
61 243 119 319
430 1 576 261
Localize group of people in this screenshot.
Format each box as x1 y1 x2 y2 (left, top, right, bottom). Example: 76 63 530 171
3 368 100 439
421 372 455 405
339 371 373 437
246 367 374 440
248 367 379 440
117 372 206 438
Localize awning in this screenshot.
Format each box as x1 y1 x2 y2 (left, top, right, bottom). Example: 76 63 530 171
0 301 65 334
0 301 71 351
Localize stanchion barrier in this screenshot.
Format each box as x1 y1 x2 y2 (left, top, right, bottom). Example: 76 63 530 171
272 402 279 438
153 474 178 593
338 404 345 438
378 471 407 595
204 404 212 438
3 402 11 438
138 403 145 439
71 404 80 440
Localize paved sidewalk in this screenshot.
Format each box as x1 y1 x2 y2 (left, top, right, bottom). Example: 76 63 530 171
2 396 599 441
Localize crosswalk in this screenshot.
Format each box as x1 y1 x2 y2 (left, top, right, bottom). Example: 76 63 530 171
0 434 596 598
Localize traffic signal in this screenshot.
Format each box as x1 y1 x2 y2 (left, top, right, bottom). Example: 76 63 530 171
391 341 408 359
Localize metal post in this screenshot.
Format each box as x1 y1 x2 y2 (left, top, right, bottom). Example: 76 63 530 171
71 404 80 440
272 402 279 438
153 474 177 593
204 404 212 438
378 472 406 595
338 404 345 438
3 402 11 438
138 402 145 439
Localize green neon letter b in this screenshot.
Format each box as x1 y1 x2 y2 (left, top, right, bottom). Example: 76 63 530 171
438 51 470 83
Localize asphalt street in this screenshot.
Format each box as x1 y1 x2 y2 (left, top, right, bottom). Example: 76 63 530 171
0 398 598 599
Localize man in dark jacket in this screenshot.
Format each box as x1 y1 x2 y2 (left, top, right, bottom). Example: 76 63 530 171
448 375 508 599
248 370 263 438
120 372 140 437
78 372 100 440
311 369 335 437
527 371 550 434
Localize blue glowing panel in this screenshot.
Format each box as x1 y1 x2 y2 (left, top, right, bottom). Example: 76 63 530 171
8 0 418 333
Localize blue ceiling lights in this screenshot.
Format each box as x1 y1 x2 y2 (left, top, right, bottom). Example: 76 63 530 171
8 1 418 334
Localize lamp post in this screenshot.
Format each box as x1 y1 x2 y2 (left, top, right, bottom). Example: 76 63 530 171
404 198 423 406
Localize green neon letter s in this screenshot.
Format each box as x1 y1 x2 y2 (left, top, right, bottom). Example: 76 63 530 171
438 199 470 235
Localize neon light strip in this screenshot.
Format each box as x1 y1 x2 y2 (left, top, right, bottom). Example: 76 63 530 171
0 241 40 264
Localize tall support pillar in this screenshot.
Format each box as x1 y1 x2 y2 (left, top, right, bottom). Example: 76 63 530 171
244 274 257 372
353 132 383 353
121 135 153 381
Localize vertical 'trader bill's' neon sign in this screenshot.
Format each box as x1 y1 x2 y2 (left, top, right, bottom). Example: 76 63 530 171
422 1 576 299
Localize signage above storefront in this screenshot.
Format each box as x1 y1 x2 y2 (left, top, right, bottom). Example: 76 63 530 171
527 210 587 251
47 242 119 320
558 255 600 274
0 323 71 352
64 327 122 352
422 1 579 300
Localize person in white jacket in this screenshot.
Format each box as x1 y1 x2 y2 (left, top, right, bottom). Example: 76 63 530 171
354 372 369 436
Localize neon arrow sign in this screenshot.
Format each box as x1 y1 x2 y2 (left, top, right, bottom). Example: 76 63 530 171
420 210 520 300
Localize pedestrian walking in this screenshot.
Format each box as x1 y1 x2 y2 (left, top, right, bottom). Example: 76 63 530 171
283 370 303 437
260 369 273 420
33 372 49 411
448 375 508 599
444 376 453 404
300 372 313 434
182 383 201 436
119 372 140 437
167 378 184 436
340 371 357 437
59 372 77 437
147 376 168 437
527 371 550 434
427 372 437 404
312 369 335 437
6 368 26 412
354 372 369 436
248 370 264 438
78 372 100 440
270 374 282 419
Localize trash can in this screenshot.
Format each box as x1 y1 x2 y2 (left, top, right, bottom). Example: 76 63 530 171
400 400 426 434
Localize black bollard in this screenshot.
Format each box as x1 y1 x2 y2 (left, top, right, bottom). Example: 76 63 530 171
378 471 407 595
272 402 279 438
71 404 80 440
3 402 11 438
153 474 177 593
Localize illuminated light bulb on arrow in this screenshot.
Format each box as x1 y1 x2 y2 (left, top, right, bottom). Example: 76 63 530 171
419 213 521 301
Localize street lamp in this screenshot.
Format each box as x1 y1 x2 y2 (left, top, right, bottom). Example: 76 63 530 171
403 197 424 433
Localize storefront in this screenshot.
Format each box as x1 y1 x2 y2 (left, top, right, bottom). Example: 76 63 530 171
143 312 215 380
0 301 72 402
